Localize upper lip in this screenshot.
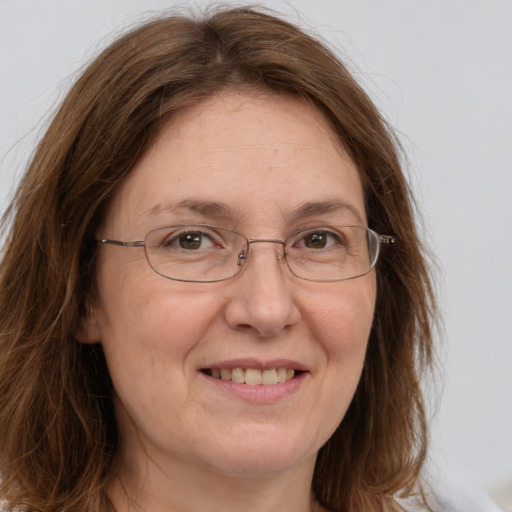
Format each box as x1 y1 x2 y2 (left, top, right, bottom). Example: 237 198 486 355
201 358 308 372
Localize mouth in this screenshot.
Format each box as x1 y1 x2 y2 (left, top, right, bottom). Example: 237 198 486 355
201 367 301 385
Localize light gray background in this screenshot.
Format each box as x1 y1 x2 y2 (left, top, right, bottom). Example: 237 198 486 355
1 0 511 505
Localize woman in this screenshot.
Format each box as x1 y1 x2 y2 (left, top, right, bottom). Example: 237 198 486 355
0 7 436 512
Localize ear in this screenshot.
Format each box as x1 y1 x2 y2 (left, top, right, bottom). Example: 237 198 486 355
75 302 102 344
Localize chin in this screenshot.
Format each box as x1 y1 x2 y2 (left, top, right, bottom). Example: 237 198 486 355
199 424 323 478
212 450 313 478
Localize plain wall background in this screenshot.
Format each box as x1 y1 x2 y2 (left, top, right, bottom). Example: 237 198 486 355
1 0 511 503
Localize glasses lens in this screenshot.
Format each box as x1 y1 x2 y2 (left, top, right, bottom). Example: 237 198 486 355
144 225 248 282
285 226 379 282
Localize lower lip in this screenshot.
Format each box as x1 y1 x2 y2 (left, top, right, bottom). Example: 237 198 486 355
200 371 307 403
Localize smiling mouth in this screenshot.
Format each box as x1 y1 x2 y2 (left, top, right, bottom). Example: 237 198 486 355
201 367 298 385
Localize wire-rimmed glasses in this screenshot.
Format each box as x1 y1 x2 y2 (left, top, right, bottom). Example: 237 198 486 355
96 224 395 283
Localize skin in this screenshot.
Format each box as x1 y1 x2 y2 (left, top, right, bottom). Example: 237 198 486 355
80 90 377 512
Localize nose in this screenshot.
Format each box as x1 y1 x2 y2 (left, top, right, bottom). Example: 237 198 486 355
223 241 301 338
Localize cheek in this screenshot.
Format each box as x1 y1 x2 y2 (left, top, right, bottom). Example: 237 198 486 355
99 282 223 358
96 279 226 424
309 277 375 398
95 267 231 406
297 278 376 446
305 276 376 356
95 247 219 344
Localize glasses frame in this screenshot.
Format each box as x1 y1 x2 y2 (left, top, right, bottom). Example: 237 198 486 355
96 223 395 283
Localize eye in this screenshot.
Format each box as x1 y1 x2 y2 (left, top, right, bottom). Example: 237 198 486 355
294 230 341 249
164 230 218 250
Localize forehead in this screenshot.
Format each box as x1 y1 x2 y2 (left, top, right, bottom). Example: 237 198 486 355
102 90 366 235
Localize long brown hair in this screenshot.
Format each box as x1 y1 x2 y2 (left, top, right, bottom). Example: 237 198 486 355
0 7 437 511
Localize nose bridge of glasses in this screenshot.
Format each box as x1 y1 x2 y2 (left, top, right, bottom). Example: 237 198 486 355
237 238 286 265
247 238 286 246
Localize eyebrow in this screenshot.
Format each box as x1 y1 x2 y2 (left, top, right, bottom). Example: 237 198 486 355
143 199 235 220
285 200 365 225
143 198 364 224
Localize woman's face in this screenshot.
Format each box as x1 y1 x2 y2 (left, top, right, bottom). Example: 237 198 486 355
83 90 376 479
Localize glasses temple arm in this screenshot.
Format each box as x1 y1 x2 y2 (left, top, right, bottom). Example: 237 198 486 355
95 239 145 247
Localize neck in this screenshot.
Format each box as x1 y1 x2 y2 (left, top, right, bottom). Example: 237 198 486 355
107 449 323 512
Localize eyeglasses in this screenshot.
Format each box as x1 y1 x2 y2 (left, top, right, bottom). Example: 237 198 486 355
96 224 395 283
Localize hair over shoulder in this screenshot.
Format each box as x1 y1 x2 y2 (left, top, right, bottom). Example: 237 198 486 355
0 6 437 512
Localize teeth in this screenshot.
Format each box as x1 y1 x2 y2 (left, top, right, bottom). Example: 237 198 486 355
209 367 296 385
231 368 245 383
262 369 278 385
245 368 262 385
